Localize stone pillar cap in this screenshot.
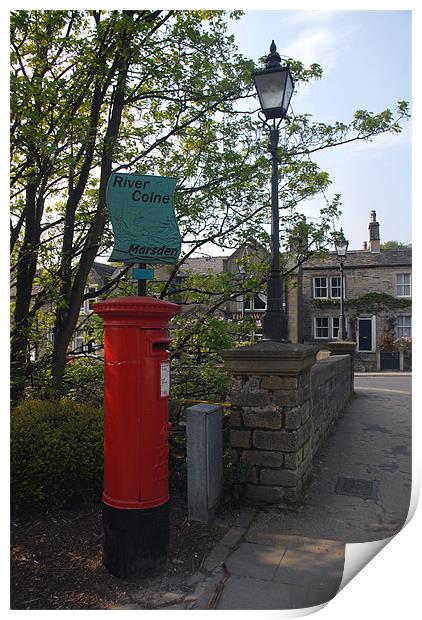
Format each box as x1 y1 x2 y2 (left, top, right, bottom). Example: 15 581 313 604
326 340 357 353
221 340 318 376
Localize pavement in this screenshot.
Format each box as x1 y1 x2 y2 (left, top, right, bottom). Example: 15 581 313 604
184 375 412 611
119 374 412 611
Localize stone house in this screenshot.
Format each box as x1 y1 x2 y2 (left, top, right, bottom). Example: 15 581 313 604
72 262 118 354
154 239 269 335
155 212 411 372
287 211 412 371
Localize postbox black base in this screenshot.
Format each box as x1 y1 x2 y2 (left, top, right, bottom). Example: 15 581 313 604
102 501 169 578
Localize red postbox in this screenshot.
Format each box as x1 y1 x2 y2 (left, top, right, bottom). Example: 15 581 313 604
93 296 180 577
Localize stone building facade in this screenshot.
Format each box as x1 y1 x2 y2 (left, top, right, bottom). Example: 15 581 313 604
287 211 412 371
153 212 412 372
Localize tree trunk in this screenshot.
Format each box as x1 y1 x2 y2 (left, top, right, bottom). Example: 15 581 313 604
51 15 133 392
11 184 42 403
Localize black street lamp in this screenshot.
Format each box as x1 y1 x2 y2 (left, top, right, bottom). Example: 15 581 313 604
334 230 349 340
253 41 294 341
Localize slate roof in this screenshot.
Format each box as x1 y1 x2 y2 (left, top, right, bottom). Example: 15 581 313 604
92 261 117 279
301 248 412 271
179 256 226 275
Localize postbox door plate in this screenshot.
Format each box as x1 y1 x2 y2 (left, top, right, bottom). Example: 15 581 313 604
160 361 170 398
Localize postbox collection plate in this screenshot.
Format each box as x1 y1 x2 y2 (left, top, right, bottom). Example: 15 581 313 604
160 362 170 398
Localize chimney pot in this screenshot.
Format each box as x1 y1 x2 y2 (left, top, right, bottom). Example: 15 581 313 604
363 241 368 250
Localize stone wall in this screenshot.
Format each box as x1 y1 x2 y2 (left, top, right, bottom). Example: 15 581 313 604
229 371 313 506
223 343 352 508
310 355 351 456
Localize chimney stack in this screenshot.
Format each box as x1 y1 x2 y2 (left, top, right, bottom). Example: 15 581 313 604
368 210 380 253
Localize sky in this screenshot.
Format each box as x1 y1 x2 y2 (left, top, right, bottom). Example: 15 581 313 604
227 9 412 251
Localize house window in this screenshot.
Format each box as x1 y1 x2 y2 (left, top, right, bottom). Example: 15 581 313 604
330 276 341 299
81 286 98 312
313 276 344 299
332 316 340 339
87 286 98 311
314 317 329 338
314 316 346 339
73 335 85 352
313 277 328 299
396 273 411 297
244 293 267 311
396 315 411 338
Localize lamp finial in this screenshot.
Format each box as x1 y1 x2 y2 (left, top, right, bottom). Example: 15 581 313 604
266 40 282 68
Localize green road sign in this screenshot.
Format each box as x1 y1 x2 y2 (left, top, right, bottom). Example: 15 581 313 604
106 173 181 264
132 268 155 281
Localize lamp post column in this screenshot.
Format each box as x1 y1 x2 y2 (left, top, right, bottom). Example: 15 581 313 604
262 127 286 342
339 259 345 340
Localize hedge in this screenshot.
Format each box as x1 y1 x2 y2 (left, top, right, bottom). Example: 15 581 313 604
11 399 103 512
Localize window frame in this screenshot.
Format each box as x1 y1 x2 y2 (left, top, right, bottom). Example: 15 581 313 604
396 273 411 298
313 275 345 300
244 292 267 312
314 316 330 339
330 276 342 300
81 285 98 313
314 316 348 340
332 316 340 339
313 277 328 299
395 315 412 338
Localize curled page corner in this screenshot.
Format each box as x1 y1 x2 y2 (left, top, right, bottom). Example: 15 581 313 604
339 537 393 592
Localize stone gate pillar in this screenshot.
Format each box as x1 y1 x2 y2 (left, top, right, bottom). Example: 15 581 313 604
221 341 318 507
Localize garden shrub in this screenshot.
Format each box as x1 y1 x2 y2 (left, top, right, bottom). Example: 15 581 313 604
11 399 103 512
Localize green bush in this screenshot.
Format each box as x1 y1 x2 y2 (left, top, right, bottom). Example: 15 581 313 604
11 399 103 512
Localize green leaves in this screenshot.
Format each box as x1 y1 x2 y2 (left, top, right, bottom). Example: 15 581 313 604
10 10 411 399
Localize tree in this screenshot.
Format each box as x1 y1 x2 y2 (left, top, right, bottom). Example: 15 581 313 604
380 241 410 249
10 9 410 401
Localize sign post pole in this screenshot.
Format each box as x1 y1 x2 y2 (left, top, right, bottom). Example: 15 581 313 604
137 262 147 296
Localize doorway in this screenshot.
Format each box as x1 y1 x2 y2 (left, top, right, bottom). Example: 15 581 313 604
358 317 373 352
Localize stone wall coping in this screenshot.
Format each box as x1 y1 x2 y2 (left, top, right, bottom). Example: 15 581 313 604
221 341 319 376
312 354 350 368
310 355 350 380
326 341 357 354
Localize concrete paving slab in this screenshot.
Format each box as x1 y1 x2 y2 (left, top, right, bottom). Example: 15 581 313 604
306 585 340 607
273 547 343 588
246 530 345 554
225 542 287 580
216 575 310 610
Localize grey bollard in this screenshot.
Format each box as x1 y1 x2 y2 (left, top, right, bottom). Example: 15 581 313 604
186 404 223 523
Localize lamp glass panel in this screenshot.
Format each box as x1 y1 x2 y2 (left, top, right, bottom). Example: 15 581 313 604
283 72 294 110
336 242 348 256
254 70 287 112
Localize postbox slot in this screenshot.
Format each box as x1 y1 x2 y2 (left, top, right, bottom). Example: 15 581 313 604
152 341 170 351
